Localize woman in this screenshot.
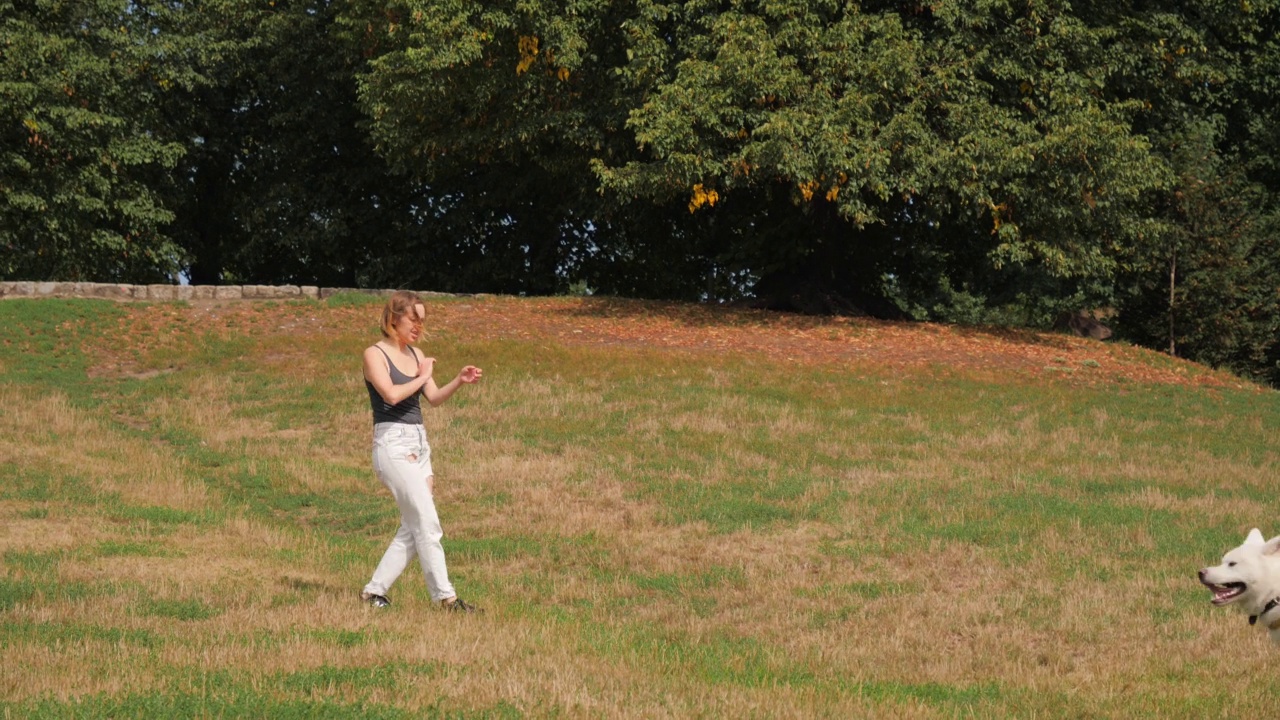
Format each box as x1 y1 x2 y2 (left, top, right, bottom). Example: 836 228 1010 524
360 290 483 612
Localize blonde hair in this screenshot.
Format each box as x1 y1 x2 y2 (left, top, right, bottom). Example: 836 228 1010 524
380 290 422 338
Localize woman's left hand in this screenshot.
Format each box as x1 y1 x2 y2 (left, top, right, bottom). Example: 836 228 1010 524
458 365 483 384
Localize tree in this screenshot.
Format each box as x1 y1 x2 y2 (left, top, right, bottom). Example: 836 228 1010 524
158 0 397 287
0 0 189 281
352 0 1171 310
346 0 660 295
593 0 1173 313
1099 0 1280 385
1116 122 1280 385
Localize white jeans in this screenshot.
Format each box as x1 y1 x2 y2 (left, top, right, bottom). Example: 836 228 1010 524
363 422 455 602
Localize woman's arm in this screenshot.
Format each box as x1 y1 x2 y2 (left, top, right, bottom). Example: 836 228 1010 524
423 365 483 407
363 346 432 406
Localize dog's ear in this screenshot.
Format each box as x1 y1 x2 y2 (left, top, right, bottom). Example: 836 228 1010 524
1246 528 1266 545
1263 536 1280 557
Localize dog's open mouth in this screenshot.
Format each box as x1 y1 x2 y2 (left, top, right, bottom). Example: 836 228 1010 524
1205 581 1247 605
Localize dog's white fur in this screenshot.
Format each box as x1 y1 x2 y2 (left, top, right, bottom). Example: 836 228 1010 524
1200 528 1280 643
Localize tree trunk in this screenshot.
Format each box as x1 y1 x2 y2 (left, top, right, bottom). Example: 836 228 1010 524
1168 250 1177 356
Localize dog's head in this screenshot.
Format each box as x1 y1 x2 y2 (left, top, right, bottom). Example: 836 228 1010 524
1200 528 1280 612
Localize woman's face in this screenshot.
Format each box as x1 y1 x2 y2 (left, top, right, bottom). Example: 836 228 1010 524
393 304 425 343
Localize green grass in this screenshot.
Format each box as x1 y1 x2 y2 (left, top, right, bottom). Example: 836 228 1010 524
1 693 521 720
1 297 1278 717
1 620 162 649
137 597 220 621
323 291 391 307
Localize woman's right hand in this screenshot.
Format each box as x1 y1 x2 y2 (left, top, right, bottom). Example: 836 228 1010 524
418 356 435 379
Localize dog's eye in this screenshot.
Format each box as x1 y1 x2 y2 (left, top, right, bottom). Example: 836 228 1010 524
1229 562 1238 567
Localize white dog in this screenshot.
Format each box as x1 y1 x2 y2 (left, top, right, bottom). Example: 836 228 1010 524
1200 528 1280 642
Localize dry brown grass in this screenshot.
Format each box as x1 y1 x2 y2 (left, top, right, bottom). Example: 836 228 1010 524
2 297 1278 717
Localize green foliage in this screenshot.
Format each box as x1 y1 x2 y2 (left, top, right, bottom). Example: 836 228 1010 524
594 0 1169 302
343 0 639 295
0 0 189 281
1094 0 1280 385
4 0 1280 383
159 0 420 288
345 0 1280 381
335 4 1175 326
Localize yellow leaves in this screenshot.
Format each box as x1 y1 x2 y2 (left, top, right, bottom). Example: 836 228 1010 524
516 35 570 82
22 118 38 133
988 201 1008 233
799 180 819 202
688 184 719 213
517 35 539 75
798 174 846 203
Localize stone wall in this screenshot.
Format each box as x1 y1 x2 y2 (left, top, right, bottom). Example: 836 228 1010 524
0 281 456 302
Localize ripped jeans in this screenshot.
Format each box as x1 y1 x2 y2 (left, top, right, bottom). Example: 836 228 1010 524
363 422 455 602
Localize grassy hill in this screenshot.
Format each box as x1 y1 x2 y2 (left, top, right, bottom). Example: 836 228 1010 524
1 295 1277 718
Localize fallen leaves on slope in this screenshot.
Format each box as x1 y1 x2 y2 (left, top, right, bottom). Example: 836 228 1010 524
88 295 1258 391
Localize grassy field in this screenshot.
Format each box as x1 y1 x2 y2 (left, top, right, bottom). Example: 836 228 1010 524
1 295 1277 718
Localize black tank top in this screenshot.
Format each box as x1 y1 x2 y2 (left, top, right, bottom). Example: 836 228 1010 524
366 345 423 425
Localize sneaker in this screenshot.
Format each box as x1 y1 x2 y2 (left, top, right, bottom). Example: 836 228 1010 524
443 597 481 613
361 591 391 608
